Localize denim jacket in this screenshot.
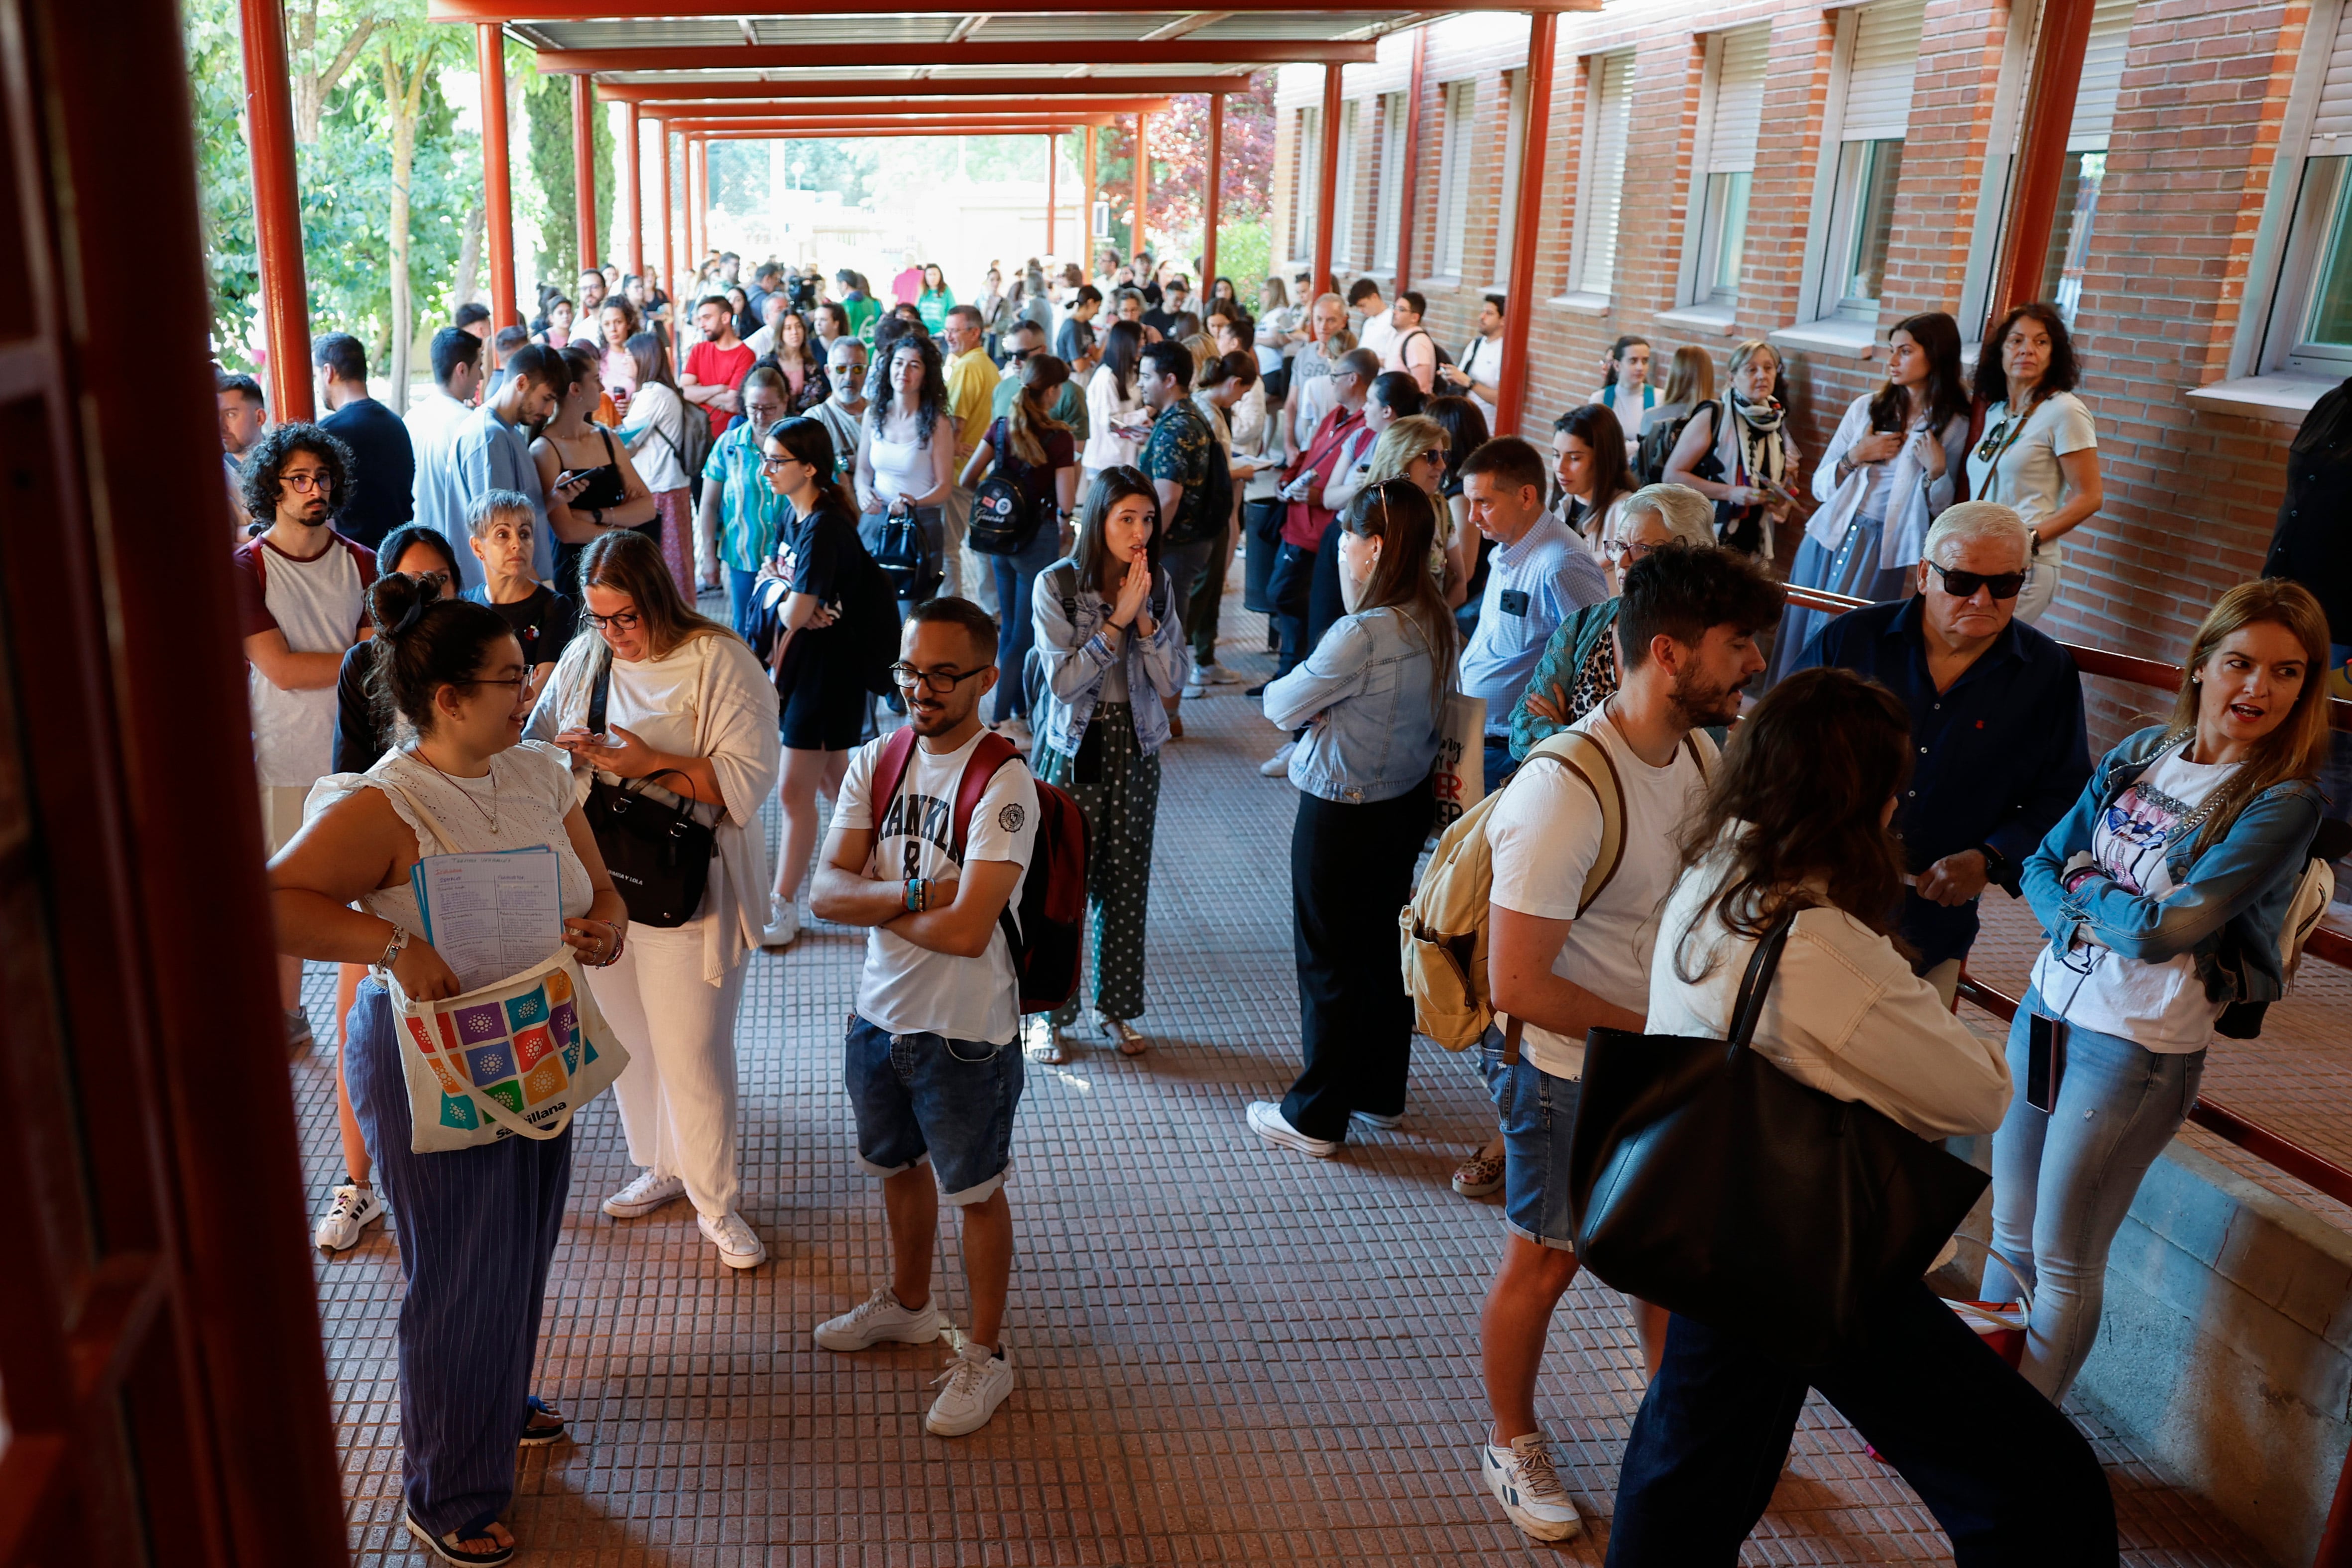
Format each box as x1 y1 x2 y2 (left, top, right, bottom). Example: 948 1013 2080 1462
1262 605 1446 803
2022 724 2323 1036
1031 557 1188 758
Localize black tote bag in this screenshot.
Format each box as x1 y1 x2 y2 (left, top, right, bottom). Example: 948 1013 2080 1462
580 658 716 928
1566 908 1989 1367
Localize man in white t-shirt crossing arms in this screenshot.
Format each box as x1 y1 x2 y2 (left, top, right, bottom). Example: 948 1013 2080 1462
809 598 1041 1439
1473 543 1783 1543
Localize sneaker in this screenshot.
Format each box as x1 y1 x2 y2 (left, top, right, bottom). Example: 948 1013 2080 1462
1026 1016 1074 1064
1198 660 1240 685
601 1169 686 1218
1247 1100 1338 1158
925 1340 1015 1437
699 1209 765 1269
285 1006 316 1058
314 1183 383 1251
761 898 801 949
1097 1012 1148 1056
1350 1108 1405 1132
1259 740 1296 777
815 1284 948 1351
1182 674 1210 700
1482 1432 1586 1541
1452 1142 1507 1198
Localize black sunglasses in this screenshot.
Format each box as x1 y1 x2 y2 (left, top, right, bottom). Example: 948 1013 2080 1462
1927 560 2026 601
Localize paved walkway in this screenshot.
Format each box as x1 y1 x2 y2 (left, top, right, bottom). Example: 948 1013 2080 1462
301 591 2267 1566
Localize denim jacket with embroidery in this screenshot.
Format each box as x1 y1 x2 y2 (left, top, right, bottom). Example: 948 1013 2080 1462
1031 557 1188 758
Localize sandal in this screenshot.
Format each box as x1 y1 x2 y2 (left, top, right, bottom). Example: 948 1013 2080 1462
518 1394 566 1447
1098 1013 1150 1057
406 1508 516 1566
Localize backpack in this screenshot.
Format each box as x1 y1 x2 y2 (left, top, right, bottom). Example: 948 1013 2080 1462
841 541 905 696
873 726 1089 1016
1401 327 1455 370
1636 402 1700 487
1401 727 1706 1052
968 419 1055 557
656 394 716 484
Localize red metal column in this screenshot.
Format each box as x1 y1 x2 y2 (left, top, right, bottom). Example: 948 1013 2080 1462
1084 126 1098 258
623 101 642 277
655 120 673 296
1394 26 1429 293
476 22 519 330
1992 0 2097 318
1202 92 1223 291
1492 10 1555 438
573 74 598 272
237 0 311 419
1047 132 1058 255
1133 112 1150 257
1310 63 1343 300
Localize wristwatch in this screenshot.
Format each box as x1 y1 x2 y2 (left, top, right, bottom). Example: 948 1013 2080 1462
380 924 411 972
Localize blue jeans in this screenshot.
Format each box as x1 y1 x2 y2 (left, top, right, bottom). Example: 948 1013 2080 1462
1482 735 1521 795
1982 988 2205 1400
724 565 759 642
988 523 1062 722
1478 1026 1585 1251
843 1013 1026 1205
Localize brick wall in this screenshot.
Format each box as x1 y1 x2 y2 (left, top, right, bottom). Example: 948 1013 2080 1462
1271 0 2318 747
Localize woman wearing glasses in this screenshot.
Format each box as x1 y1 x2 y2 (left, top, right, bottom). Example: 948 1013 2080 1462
1030 467 1189 1061
1968 303 2103 624
528 530 782 1273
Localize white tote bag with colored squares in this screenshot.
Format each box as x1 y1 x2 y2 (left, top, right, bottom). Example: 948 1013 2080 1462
385 952 629 1153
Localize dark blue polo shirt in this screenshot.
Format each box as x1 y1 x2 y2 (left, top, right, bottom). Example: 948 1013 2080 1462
320 395 416 551
1790 597 2092 969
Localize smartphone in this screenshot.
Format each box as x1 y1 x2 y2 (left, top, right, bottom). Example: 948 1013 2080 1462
2026 1012 2067 1112
556 468 591 489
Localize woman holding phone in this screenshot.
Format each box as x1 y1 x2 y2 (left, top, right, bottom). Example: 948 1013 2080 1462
536 344 659 599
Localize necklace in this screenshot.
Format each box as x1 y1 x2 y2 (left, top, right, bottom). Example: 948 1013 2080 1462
415 748 500 831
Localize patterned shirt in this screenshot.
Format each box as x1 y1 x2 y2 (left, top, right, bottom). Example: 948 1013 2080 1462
700 419 791 573
1141 398 1214 544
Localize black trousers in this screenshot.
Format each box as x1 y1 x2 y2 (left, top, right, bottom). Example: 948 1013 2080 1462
1243 498 1284 613
1608 1281 2117 1567
1281 781 1434 1142
1268 540 1316 676
1305 517 1346 658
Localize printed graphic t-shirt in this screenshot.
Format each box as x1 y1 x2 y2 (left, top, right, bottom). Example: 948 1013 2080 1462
838 728 1040 1045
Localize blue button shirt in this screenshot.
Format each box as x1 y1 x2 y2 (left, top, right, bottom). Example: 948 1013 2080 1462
1789 596 2092 968
1457 514 1610 733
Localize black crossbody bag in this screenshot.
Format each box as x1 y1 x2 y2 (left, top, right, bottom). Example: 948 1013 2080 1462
579 655 716 928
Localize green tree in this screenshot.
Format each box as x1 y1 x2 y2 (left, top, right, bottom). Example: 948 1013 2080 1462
373 18 452 409
524 67 615 292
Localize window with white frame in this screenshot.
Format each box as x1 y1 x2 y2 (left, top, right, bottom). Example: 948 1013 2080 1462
1433 80 1476 278
1493 70 1530 286
2262 14 2352 374
1813 0 1922 322
1687 25 1768 308
1333 100 1362 265
1570 51 1635 298
1374 92 1407 270
1291 106 1321 262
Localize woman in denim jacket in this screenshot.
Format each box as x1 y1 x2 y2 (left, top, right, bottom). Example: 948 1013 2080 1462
1031 466 1188 1062
1990 578 2330 1399
1248 481 1458 1156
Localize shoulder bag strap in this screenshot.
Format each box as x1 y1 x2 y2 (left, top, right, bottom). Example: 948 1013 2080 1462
874 727 919 833
1726 906 1802 1059
588 647 612 735
947 732 1021 863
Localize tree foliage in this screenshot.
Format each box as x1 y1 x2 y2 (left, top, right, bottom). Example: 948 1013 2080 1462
1089 76 1274 262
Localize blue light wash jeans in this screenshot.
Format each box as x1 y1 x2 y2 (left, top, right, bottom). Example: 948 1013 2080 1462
988 523 1062 723
1981 987 2205 1401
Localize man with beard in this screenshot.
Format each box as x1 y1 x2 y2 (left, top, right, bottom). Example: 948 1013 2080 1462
1470 541 1782 1546
680 294 754 440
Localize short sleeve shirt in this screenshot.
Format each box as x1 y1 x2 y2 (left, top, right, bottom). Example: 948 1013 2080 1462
465 582 579 671
701 419 791 572
1964 391 2098 547
684 340 757 437
234 530 378 786
1141 399 1214 541
1458 514 1612 730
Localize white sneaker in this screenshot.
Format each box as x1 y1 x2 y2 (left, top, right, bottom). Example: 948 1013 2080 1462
815 1284 949 1351
285 1006 316 1058
925 1340 1015 1436
601 1169 686 1218
1182 674 1210 700
761 898 801 949
1199 660 1240 685
1247 1100 1338 1158
1351 1108 1405 1132
314 1183 383 1251
699 1209 766 1269
1481 1432 1586 1542
1259 740 1297 777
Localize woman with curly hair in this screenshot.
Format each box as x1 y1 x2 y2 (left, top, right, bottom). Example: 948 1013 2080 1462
855 330 956 606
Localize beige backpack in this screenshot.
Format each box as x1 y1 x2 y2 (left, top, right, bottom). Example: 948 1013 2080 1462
1400 726 1703 1053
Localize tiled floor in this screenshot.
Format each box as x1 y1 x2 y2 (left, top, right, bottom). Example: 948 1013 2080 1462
300 591 2272 1566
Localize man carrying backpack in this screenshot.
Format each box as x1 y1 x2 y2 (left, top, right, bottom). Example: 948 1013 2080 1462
808 598 1041 1438
1467 544 1780 1543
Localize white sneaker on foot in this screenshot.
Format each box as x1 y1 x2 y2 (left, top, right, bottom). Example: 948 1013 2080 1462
601 1169 686 1218
1247 1100 1338 1158
815 1285 948 1351
761 898 801 949
1350 1108 1405 1131
1182 674 1210 700
1199 660 1240 685
314 1183 383 1251
1482 1432 1586 1542
699 1209 765 1269
925 1340 1015 1436
1259 740 1296 777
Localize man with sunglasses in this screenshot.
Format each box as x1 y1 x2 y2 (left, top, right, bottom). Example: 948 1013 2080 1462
990 320 1090 439
1786 501 2091 1004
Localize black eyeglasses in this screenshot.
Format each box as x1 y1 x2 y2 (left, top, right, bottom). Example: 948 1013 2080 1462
583 607 642 631
888 662 990 694
1927 561 2027 601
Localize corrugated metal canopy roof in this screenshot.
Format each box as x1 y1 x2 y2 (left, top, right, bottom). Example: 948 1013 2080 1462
509 10 1439 49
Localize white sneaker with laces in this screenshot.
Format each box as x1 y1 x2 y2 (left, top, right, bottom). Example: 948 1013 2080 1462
1350 1108 1405 1131
1482 1432 1586 1541
925 1340 1015 1436
601 1169 686 1218
314 1183 383 1251
815 1285 949 1351
1259 740 1297 778
699 1209 766 1269
1198 660 1240 685
1182 674 1210 700
1247 1100 1338 1158
761 898 801 949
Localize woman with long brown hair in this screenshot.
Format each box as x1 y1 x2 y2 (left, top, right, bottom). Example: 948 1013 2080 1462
1989 578 2331 1400
1968 301 2104 623
1248 480 1457 1157
1550 403 1637 555
534 344 660 599
615 331 696 596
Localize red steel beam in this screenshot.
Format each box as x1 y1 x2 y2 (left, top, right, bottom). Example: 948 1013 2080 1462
624 95 1172 119
1310 63 1342 299
600 75 1250 104
689 125 1091 144
539 41 1370 73
572 73 598 272
1394 25 1428 294
622 101 642 276
664 116 1117 133
477 21 520 331
1993 0 2098 319
1493 11 1556 438
238 0 311 419
1084 125 1098 258
1202 92 1222 291
434 0 1597 17
1133 110 1150 257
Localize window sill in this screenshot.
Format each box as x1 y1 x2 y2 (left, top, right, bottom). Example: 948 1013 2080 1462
2182 374 2340 424
1547 292 1614 317
1653 305 1742 337
1767 319 1880 360
1418 273 1465 291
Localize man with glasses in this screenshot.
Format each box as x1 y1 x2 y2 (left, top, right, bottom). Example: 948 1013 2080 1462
809 598 1039 1440
990 321 1089 438
1786 500 2091 1004
695 366 792 638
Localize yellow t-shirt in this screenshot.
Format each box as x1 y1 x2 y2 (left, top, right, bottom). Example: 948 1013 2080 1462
945 347 997 458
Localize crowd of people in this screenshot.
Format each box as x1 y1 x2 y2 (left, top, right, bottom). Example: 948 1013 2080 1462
227 245 2338 1568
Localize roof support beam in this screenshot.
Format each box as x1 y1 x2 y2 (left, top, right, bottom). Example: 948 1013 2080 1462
432 0 1595 17
238 0 311 418
1993 0 2098 320
622 100 642 276
1201 92 1222 289
598 74 1250 103
572 74 598 272
1493 10 1556 438
1393 24 1426 293
477 20 519 332
686 124 1092 142
538 40 1372 72
1310 63 1341 298
631 96 1167 118
670 119 1108 135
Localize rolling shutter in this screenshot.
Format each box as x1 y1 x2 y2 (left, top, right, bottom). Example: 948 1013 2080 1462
1707 26 1770 175
1841 0 1925 143
2310 3 2352 153
1577 52 1634 294
2066 0 2138 150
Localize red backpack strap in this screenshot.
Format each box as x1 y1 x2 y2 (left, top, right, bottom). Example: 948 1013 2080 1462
948 730 1022 863
874 726 920 835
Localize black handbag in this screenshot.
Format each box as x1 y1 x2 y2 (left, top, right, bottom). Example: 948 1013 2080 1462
1566 908 1990 1366
580 657 716 928
863 504 938 601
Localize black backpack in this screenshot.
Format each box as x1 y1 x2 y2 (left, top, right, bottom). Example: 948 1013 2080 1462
1636 401 1701 486
1401 327 1455 369
968 418 1055 557
840 542 905 696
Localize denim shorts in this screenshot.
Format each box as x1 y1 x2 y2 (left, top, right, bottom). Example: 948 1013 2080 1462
844 1013 1025 1205
1479 1025 1585 1252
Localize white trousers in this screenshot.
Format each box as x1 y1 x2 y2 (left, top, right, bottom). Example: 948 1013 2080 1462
945 483 1001 616
587 918 747 1218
